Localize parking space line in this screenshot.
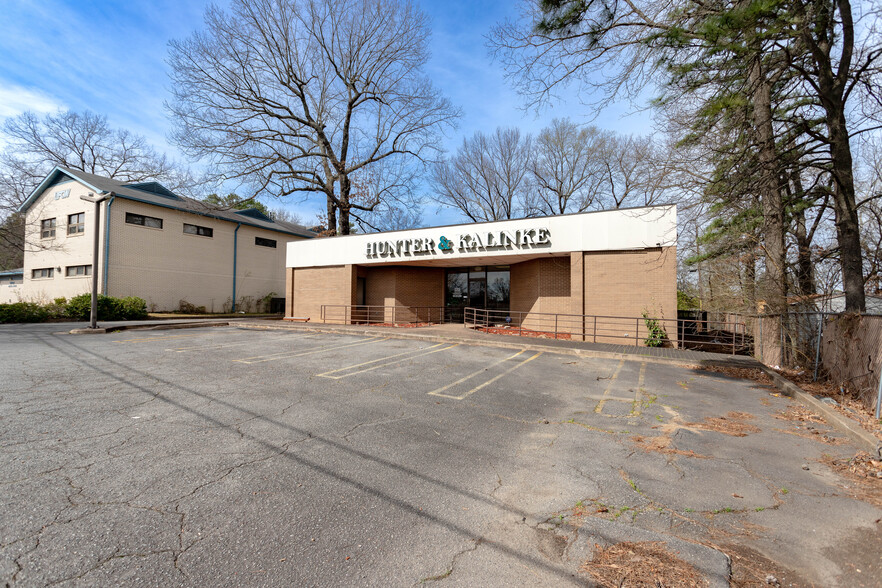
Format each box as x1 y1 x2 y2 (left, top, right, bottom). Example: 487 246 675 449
233 337 387 364
594 359 625 414
429 351 542 400
318 343 458 379
428 350 527 398
167 334 312 352
113 332 219 344
632 362 647 415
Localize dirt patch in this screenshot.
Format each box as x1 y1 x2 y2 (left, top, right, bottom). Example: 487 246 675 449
686 412 760 437
821 451 882 507
580 541 707 587
477 326 572 340
774 405 845 444
721 542 811 587
695 365 774 386
775 404 826 425
773 369 882 443
631 434 710 459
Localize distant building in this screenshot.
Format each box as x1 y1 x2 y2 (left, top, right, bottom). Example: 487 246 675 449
789 292 882 315
16 166 314 312
0 268 23 304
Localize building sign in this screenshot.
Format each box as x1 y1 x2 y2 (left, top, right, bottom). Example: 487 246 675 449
365 227 551 259
54 189 70 200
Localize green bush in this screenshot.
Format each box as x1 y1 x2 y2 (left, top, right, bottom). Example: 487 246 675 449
0 302 50 323
66 294 148 320
118 296 148 320
642 310 668 347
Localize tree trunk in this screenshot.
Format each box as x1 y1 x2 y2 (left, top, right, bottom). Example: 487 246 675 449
743 248 757 311
750 58 788 315
827 106 865 312
338 175 352 235
793 207 816 298
326 195 337 236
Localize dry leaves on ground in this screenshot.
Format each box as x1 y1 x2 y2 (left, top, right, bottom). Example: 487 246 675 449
822 451 882 507
581 541 707 588
687 412 760 437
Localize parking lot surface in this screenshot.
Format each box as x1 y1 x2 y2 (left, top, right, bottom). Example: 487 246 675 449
1 323 880 586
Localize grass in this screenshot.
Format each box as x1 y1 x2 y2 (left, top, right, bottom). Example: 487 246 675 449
420 569 452 583
780 487 789 495
755 507 765 512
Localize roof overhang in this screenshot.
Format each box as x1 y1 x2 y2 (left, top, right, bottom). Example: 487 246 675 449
17 167 106 213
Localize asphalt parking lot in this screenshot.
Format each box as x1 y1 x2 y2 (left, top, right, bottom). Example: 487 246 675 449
1 323 880 586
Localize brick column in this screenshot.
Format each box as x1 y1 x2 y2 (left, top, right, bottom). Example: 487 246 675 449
570 252 585 341
285 268 294 318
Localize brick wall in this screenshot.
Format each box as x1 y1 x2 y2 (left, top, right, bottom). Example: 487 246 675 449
510 257 572 333
360 265 443 322
582 247 677 344
290 265 354 322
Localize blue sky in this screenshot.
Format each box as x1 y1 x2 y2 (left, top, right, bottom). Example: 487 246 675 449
0 0 654 226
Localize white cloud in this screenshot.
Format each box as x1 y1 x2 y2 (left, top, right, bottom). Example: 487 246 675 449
0 85 64 118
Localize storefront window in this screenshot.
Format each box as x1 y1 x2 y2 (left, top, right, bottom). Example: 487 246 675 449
487 270 510 310
445 266 509 320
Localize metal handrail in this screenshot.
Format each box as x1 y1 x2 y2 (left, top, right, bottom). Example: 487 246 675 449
464 307 750 354
320 304 452 325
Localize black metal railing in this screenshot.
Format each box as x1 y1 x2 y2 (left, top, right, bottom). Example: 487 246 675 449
464 307 750 354
320 305 453 325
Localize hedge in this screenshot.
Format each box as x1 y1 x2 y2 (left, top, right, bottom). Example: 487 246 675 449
0 295 148 323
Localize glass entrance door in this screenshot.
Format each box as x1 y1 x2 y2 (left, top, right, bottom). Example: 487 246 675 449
445 266 510 322
468 276 486 309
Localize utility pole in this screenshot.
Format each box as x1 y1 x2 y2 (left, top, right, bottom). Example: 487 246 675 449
79 192 110 329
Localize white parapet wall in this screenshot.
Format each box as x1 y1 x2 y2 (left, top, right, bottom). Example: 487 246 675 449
287 205 677 268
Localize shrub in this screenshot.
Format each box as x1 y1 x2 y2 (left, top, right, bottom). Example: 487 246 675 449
642 310 668 347
118 297 148 320
66 294 148 320
0 302 50 323
178 299 207 314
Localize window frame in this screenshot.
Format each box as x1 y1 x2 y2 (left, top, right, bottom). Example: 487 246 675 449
40 218 56 239
125 212 164 229
183 223 213 238
65 265 92 278
255 236 277 248
67 212 85 235
31 268 54 279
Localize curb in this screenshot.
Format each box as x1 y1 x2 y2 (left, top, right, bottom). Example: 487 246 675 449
69 321 231 334
757 366 881 454
234 321 750 370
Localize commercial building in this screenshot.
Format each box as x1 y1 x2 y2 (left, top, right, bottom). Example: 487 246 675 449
285 205 677 342
17 166 314 311
0 268 23 304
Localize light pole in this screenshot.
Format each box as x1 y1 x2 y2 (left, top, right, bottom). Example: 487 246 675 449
79 192 110 329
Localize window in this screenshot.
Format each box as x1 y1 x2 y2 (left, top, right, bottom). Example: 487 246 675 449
32 268 54 279
41 218 56 239
125 212 163 229
65 265 92 277
255 237 277 248
184 223 213 237
68 212 85 235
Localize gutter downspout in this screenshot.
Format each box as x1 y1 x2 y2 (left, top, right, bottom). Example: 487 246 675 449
102 195 115 294
232 223 241 312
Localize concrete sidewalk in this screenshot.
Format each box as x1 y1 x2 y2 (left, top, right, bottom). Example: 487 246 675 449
236 319 758 368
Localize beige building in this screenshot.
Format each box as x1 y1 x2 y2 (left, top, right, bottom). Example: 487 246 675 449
17 166 314 311
285 206 677 344
0 269 23 304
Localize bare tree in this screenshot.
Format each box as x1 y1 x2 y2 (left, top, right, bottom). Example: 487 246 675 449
530 119 607 214
2 110 189 190
432 127 534 222
167 0 459 236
